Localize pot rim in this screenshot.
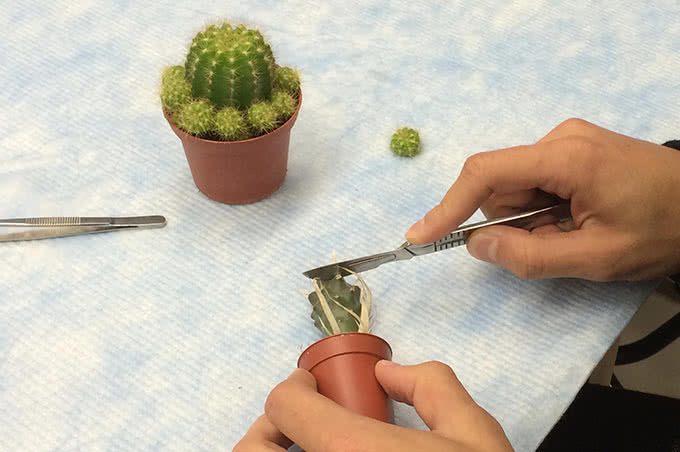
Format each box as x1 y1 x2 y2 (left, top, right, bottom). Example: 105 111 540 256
298 332 392 371
163 87 302 145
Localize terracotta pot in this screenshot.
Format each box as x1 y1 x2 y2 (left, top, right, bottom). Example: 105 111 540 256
298 332 394 423
163 90 302 204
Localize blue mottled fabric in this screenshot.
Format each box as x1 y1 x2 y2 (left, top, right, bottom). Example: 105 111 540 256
0 1 674 451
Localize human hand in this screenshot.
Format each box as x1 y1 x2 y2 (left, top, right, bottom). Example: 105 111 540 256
406 118 680 281
233 360 514 452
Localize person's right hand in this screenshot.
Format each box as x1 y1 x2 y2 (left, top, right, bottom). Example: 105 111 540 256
405 119 680 281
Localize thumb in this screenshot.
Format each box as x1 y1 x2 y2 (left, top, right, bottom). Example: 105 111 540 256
466 225 618 280
374 360 480 436
375 361 515 450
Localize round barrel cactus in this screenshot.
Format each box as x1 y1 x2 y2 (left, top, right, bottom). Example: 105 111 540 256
184 23 275 110
160 21 301 140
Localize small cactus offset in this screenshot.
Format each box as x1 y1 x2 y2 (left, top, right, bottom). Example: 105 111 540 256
307 268 372 337
160 21 301 140
390 127 421 157
214 107 248 141
273 66 301 96
176 100 215 136
271 90 296 120
160 65 191 111
248 101 280 133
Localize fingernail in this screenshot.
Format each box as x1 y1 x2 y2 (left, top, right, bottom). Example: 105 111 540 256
467 231 498 263
406 219 424 242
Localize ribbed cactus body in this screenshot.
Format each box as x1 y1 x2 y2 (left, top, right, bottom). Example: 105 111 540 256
308 276 364 335
162 21 300 140
184 23 275 110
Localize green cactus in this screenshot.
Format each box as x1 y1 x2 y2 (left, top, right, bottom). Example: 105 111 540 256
307 269 372 336
184 22 275 110
160 65 191 112
247 101 280 133
176 100 215 136
271 90 296 120
273 66 301 96
161 21 301 141
214 107 249 140
390 127 421 157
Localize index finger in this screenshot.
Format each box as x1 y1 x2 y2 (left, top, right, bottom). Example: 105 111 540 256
406 138 587 244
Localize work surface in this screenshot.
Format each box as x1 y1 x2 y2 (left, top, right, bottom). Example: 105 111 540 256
1 1 675 451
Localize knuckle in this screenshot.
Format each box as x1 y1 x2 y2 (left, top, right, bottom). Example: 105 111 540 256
421 360 457 380
461 152 488 179
556 134 596 158
264 381 288 417
557 117 592 133
509 243 544 279
569 136 597 155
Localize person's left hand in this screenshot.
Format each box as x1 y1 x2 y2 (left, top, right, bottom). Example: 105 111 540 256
233 360 514 452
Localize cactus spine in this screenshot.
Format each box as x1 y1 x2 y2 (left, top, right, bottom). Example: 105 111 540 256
248 101 280 133
215 107 248 141
176 100 215 136
273 66 301 95
271 90 296 120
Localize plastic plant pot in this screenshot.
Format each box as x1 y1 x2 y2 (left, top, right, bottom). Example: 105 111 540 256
164 89 302 205
298 332 394 423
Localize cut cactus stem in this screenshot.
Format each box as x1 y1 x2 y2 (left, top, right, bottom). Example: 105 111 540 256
390 127 421 157
307 265 373 337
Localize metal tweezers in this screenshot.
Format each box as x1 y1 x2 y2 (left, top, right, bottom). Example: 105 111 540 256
0 216 167 242
302 203 572 280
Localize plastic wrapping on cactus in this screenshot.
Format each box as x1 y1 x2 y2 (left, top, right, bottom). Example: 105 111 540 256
308 276 364 336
